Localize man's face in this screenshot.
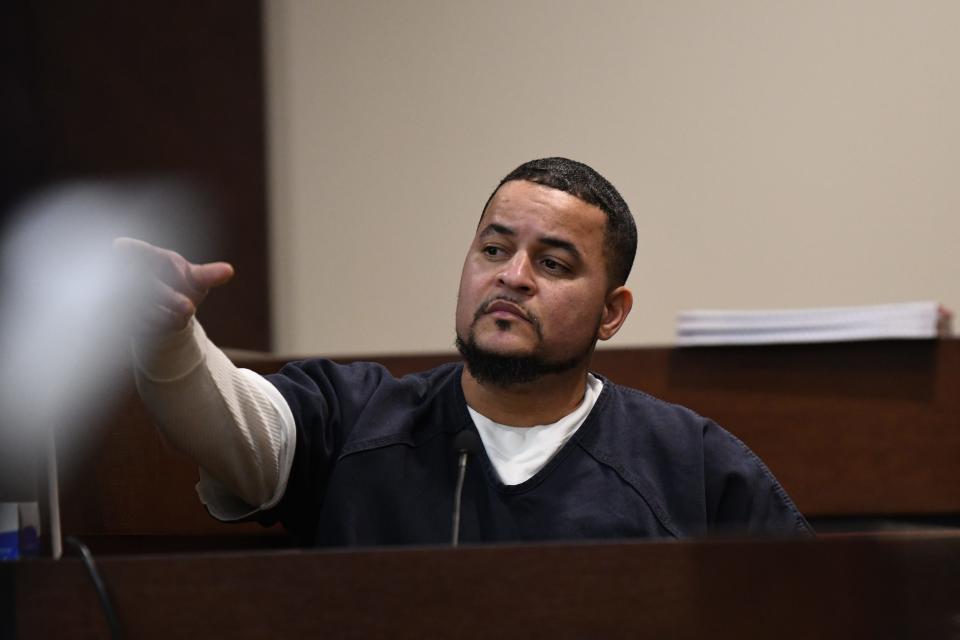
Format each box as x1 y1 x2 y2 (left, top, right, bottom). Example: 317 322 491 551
455 180 614 379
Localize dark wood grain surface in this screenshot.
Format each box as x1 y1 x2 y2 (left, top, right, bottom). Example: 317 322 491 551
10 533 960 639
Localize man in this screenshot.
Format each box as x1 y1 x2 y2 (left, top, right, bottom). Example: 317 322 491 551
124 157 812 546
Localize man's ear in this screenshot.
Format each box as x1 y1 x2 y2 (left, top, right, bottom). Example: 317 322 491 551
598 286 633 341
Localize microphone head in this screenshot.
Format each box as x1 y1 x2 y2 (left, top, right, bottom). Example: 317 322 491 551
452 429 482 456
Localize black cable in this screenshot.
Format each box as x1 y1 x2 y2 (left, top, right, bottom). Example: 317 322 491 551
65 536 122 640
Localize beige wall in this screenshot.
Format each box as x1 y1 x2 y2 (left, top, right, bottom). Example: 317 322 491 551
264 0 960 356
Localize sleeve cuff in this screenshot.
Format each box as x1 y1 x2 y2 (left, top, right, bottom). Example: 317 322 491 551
132 317 208 382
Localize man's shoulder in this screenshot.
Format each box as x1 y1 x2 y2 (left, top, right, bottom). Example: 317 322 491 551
268 357 462 395
585 378 812 537
265 358 466 448
587 378 710 442
584 378 757 469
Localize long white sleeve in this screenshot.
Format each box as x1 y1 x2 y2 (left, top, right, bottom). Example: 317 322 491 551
132 318 296 520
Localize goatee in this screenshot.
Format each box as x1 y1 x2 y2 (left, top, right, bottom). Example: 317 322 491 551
455 332 591 388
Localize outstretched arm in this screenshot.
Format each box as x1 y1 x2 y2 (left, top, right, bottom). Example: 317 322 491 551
116 238 295 517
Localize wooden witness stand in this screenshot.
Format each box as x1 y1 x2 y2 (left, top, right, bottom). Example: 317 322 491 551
10 533 960 638
7 339 960 637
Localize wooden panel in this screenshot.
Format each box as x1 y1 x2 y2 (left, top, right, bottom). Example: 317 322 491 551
0 0 270 350
10 534 960 639
602 341 960 518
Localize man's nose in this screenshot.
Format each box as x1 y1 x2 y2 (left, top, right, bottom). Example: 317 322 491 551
497 252 536 294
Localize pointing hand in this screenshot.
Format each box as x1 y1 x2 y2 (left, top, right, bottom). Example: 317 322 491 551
114 237 235 335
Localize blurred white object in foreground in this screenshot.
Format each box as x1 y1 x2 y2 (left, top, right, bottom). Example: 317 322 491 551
0 181 210 557
0 181 206 462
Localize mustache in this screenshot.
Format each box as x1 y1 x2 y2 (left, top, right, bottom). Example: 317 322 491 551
473 296 542 335
474 296 529 320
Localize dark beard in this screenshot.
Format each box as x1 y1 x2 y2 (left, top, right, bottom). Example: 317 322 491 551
455 332 593 388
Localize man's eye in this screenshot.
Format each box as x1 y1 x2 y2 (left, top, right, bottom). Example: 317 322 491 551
542 258 569 273
482 246 503 257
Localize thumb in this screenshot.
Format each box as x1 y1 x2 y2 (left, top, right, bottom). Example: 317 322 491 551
189 261 235 292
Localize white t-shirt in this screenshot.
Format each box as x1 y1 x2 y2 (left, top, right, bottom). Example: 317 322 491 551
468 374 603 485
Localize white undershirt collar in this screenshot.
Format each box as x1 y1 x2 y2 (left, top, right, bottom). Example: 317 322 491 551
467 374 604 485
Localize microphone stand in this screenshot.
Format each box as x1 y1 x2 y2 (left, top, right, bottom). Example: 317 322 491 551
450 430 480 547
451 450 468 547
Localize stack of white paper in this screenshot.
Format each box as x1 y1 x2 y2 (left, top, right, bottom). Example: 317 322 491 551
676 301 952 346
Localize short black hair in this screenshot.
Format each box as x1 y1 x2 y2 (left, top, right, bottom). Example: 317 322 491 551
482 157 637 288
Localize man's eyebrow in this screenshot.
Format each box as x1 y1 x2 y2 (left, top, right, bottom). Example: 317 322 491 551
540 236 581 260
478 223 514 238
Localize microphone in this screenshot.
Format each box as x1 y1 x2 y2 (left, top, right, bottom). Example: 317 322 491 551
450 429 481 547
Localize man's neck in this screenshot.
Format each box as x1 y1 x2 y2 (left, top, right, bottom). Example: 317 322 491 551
460 366 590 427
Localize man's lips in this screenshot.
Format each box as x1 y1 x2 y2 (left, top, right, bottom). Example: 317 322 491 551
484 300 531 322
